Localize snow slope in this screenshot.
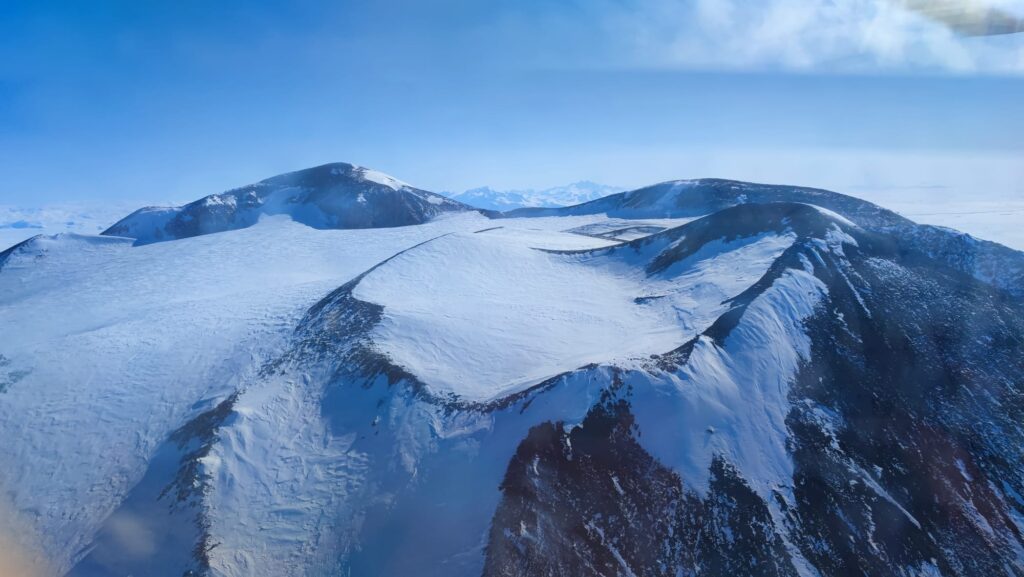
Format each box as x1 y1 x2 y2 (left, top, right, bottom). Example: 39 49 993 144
5 166 1024 577
0 208 679 575
190 203 861 577
355 229 795 401
354 231 665 400
0 212 495 574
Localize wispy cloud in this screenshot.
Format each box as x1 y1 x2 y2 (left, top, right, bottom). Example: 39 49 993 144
592 0 1024 74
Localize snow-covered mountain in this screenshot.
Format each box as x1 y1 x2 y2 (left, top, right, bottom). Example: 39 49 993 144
2 165 1024 577
503 178 1024 297
449 181 622 211
102 162 474 245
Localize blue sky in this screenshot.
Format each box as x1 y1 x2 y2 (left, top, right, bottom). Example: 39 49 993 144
1 0 1023 204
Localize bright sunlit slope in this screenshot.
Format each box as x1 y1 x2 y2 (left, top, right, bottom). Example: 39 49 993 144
4 163 1024 577
353 222 794 401
0 212 493 573
0 207 675 574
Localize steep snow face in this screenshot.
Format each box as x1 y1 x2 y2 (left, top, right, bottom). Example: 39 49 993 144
629 261 828 495
202 370 364 577
354 227 797 401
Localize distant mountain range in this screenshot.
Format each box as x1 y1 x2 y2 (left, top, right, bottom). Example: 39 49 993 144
448 181 623 211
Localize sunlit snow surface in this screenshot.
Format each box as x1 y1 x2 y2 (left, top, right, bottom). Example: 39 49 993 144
0 213 485 572
353 229 654 400
0 209 809 574
4 185 1021 576
0 212 711 572
355 226 794 401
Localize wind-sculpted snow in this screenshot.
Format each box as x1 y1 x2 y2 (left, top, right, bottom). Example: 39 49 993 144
4 166 1024 577
0 232 134 274
0 213 497 574
352 215 797 401
172 202 844 576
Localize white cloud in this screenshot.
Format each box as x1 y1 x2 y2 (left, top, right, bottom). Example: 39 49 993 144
594 0 1024 74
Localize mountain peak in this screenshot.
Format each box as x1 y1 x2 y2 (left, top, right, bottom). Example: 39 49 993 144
103 162 472 245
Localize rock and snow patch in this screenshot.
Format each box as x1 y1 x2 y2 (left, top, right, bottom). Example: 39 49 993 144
628 261 828 496
355 166 411 191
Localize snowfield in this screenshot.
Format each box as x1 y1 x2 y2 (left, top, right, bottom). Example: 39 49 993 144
4 169 1024 577
354 229 660 401
355 228 795 401
0 210 720 573
0 213 487 573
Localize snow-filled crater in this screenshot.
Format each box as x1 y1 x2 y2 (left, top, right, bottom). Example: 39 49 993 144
353 228 794 402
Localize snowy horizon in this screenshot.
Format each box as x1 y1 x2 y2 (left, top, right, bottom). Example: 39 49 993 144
3 166 1023 252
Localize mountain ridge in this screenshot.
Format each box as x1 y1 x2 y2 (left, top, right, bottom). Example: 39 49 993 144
102 162 476 245
97 163 1024 300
